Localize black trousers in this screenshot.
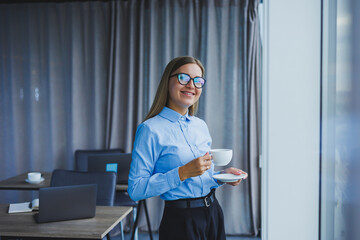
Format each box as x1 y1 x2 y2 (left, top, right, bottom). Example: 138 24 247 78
159 198 226 240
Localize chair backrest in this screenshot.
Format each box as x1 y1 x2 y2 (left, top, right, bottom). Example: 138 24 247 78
50 169 117 206
74 148 125 171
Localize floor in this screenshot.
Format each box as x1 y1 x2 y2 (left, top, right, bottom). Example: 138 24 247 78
122 232 261 240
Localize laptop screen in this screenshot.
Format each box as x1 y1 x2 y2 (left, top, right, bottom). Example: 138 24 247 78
87 153 132 184
36 184 97 223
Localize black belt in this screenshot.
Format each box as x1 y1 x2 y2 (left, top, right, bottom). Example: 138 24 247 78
165 189 216 208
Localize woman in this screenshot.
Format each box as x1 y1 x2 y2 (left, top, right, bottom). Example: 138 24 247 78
128 56 247 240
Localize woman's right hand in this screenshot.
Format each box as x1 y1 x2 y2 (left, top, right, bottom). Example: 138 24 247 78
178 152 212 181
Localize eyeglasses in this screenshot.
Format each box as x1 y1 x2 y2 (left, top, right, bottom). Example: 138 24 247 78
170 73 206 89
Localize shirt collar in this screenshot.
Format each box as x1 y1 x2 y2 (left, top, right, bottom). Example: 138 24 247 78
159 107 191 122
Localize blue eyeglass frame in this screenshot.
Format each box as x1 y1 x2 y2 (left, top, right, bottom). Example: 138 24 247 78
170 73 206 89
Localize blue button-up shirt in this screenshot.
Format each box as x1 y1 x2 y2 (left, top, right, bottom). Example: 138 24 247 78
128 107 221 201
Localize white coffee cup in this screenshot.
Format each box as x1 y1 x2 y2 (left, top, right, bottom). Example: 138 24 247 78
28 172 41 182
210 149 233 166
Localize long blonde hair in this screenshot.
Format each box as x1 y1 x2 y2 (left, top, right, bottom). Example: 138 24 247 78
144 56 205 121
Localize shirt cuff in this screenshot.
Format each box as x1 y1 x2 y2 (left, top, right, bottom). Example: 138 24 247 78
166 167 182 189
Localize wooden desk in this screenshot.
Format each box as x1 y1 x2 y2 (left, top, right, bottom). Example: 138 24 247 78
0 204 132 239
0 172 51 190
0 172 128 191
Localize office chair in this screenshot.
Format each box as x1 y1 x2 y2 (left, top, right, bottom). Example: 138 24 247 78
50 169 117 240
74 149 153 240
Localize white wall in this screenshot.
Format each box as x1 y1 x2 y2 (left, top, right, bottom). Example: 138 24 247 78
261 0 321 239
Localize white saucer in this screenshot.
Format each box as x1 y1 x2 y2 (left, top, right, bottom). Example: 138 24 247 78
25 177 45 184
213 173 247 183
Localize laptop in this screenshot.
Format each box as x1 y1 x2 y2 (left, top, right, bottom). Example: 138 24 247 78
87 153 132 184
35 184 97 223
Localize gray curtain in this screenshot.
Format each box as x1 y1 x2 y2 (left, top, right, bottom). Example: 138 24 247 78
347 0 360 239
0 0 260 236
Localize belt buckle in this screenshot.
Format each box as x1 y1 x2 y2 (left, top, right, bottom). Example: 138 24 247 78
204 196 211 207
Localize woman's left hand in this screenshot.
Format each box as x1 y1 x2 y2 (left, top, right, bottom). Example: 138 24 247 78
222 167 248 186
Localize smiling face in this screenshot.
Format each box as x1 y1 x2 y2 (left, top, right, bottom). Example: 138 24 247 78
167 63 203 115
